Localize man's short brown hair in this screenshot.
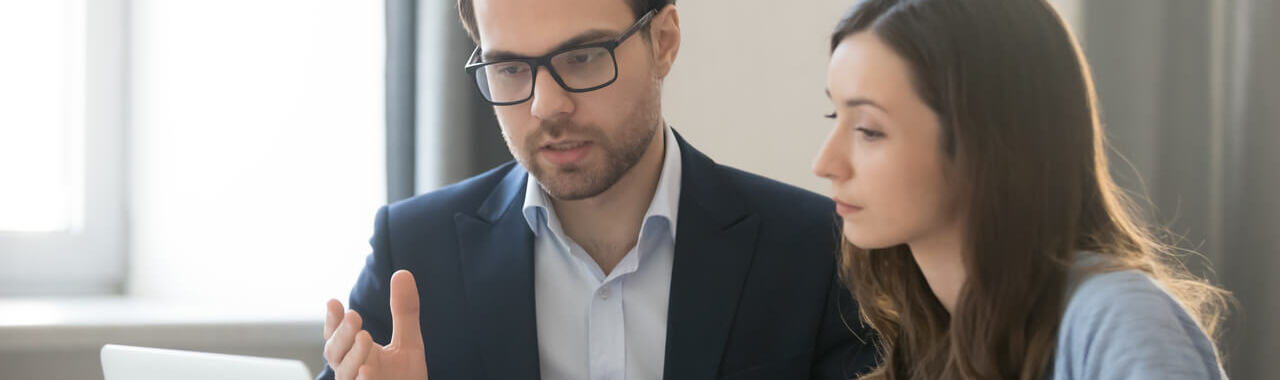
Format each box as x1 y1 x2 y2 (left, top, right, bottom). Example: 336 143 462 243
456 0 675 43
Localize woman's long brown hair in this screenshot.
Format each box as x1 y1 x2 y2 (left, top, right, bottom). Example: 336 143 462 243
831 0 1232 379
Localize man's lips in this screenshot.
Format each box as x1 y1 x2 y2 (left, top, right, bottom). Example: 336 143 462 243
540 140 592 165
542 140 590 150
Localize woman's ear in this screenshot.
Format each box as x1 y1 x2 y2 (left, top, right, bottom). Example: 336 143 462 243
648 5 681 78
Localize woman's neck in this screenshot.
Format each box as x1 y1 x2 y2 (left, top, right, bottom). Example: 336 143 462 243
907 222 968 314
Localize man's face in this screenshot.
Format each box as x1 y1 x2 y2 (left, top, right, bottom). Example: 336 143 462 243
474 0 665 200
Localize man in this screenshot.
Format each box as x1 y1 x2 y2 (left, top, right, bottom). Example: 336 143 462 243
318 0 877 379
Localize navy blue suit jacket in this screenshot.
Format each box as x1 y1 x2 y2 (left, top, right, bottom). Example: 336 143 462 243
318 132 878 379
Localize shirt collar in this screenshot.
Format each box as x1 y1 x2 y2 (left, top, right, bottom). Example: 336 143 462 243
522 124 682 239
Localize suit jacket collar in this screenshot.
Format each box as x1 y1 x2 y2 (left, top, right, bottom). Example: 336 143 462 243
455 130 759 380
455 165 540 379
662 130 761 380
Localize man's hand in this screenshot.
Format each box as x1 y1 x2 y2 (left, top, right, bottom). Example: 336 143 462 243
323 270 429 380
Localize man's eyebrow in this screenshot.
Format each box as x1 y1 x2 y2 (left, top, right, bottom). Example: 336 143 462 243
482 29 620 61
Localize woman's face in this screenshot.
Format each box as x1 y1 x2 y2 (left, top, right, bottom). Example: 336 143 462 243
813 32 960 250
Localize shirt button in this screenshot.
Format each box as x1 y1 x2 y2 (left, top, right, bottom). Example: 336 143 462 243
598 287 609 300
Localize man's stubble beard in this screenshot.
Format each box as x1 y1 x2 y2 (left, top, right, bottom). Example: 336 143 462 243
503 86 662 201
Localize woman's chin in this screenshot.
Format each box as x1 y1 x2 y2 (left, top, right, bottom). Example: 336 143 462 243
842 225 903 250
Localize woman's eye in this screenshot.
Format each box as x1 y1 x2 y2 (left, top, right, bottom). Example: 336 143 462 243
824 111 837 119
855 127 886 140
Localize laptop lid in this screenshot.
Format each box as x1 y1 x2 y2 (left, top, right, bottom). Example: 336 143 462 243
101 344 312 380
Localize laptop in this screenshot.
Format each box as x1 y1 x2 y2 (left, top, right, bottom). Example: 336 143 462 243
101 344 313 380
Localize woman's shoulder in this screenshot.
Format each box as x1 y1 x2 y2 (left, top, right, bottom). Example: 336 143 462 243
1052 256 1226 379
1065 267 1172 314
1062 252 1193 317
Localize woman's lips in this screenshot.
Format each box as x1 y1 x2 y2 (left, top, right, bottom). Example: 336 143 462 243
834 198 863 216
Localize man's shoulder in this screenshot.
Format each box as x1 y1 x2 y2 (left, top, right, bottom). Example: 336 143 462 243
384 161 524 224
674 131 832 219
699 163 837 237
710 164 833 218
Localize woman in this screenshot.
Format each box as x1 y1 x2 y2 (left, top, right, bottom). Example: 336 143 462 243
812 0 1231 379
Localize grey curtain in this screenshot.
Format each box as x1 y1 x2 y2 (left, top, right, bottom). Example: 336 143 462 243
1221 0 1280 376
385 0 509 203
1082 0 1279 378
385 0 417 202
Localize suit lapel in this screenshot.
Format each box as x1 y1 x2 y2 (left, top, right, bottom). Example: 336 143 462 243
663 132 761 380
452 134 761 380
455 166 541 380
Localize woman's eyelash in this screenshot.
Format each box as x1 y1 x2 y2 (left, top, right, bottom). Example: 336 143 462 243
855 127 886 139
826 111 885 139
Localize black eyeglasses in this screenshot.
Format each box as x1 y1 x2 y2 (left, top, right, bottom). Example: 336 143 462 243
464 9 658 106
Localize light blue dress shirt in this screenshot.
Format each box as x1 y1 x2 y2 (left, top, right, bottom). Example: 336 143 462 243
522 125 681 380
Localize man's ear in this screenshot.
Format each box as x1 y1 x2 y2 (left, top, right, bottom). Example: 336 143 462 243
648 5 681 79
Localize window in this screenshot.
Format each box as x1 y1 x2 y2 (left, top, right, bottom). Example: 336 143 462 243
0 0 127 296
125 0 385 303
0 1 81 233
1 0 385 302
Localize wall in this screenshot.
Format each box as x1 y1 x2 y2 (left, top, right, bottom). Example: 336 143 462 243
666 0 1082 194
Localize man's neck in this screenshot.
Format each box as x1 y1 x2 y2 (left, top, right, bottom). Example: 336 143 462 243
552 122 668 275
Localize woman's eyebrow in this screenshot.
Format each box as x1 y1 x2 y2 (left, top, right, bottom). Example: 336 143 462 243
826 89 890 114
